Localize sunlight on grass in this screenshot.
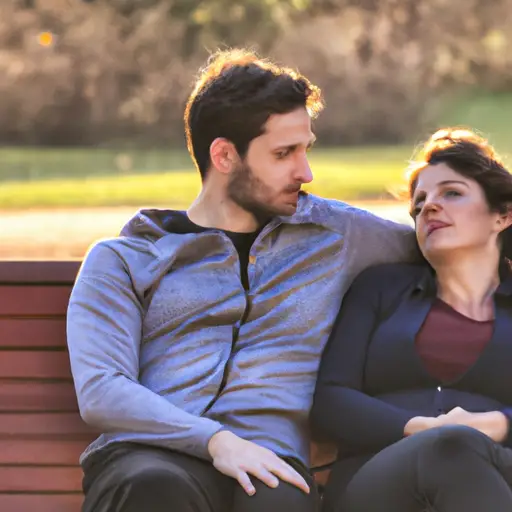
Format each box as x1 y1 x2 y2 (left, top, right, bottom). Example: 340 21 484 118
3 86 512 211
0 147 413 209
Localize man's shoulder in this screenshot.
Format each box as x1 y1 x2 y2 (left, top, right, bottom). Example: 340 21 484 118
85 235 153 259
294 194 356 231
78 235 157 279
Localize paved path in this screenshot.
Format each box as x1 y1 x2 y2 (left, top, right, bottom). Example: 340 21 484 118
0 202 412 259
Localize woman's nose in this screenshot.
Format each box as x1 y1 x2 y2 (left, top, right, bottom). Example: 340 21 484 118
423 199 441 213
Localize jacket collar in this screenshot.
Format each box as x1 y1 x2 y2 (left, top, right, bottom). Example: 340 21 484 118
413 260 512 298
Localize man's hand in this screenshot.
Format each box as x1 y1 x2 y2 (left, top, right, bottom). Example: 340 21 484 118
207 430 310 496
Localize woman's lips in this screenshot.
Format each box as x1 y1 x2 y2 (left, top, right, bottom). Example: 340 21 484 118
427 221 451 236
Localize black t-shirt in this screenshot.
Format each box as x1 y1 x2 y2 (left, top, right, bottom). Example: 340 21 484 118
163 211 260 290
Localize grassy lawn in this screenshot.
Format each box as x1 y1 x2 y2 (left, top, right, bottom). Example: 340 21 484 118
2 90 512 209
0 146 414 209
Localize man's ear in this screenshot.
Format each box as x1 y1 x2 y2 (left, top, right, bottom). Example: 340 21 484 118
209 138 239 176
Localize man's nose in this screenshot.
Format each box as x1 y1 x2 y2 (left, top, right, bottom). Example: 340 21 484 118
296 155 313 184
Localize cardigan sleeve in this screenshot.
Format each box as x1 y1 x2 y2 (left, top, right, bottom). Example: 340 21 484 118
310 265 418 452
499 408 512 448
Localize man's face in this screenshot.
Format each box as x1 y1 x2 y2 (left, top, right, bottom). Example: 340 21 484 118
227 107 315 219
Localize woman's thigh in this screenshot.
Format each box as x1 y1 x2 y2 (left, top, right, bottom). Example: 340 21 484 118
324 425 512 512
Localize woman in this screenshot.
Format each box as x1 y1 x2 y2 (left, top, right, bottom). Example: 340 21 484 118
310 127 512 511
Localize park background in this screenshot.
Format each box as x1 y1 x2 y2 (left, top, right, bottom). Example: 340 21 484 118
2 0 512 258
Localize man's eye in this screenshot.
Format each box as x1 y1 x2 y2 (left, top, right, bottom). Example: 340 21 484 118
276 150 290 159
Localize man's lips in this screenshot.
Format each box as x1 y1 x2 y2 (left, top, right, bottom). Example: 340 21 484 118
427 221 451 236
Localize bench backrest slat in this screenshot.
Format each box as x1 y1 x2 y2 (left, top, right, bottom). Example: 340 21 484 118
0 260 91 512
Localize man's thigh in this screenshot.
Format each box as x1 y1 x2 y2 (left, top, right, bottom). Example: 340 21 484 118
82 442 233 512
232 458 319 512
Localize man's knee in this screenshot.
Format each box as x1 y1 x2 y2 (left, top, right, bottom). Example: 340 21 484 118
126 465 191 498
233 478 318 512
86 465 205 512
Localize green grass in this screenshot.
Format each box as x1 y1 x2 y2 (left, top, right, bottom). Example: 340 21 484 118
0 146 414 209
2 90 512 209
435 90 512 154
0 147 193 181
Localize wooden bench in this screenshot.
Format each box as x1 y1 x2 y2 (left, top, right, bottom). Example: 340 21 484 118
0 260 333 511
0 260 94 512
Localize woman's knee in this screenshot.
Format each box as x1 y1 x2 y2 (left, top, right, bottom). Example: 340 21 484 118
420 425 496 466
234 478 319 512
432 425 490 451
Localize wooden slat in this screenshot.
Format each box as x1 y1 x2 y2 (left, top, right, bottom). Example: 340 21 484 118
0 466 83 492
0 260 80 284
0 351 71 379
0 494 83 512
314 468 331 487
0 318 67 348
310 441 337 469
0 286 71 316
0 439 91 465
0 381 77 412
0 413 93 436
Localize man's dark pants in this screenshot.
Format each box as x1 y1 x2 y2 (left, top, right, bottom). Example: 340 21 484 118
82 442 319 512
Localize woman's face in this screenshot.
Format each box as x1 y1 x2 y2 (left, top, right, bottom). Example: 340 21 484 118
411 163 509 260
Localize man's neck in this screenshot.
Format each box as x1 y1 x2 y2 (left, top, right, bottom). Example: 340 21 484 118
187 189 261 234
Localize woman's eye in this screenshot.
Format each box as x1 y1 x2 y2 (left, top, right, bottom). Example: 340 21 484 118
444 190 461 198
411 205 422 217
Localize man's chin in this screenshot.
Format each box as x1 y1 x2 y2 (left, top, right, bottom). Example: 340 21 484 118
276 203 298 217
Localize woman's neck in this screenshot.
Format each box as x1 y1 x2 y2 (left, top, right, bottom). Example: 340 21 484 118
433 250 501 321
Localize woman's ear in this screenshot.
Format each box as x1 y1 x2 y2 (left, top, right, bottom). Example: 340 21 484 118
497 206 512 233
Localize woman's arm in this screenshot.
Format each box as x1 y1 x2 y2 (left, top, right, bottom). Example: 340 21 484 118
310 265 436 452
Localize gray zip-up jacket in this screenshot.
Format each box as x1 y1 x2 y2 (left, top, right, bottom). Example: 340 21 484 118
67 193 418 467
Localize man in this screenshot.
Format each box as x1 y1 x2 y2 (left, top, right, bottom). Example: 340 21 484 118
67 48 418 512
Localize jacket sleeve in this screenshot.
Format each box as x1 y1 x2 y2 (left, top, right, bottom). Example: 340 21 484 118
310 266 417 452
66 241 224 460
346 206 423 279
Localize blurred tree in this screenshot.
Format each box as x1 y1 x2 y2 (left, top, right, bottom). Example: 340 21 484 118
82 0 313 57
169 0 314 58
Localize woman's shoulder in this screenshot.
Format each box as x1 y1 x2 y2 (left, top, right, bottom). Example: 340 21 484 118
351 261 431 294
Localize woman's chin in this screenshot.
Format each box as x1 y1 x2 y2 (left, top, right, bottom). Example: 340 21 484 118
420 240 460 261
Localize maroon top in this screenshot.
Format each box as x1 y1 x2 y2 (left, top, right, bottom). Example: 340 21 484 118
415 298 494 383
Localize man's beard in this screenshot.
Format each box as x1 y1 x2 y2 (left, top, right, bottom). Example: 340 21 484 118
226 161 298 224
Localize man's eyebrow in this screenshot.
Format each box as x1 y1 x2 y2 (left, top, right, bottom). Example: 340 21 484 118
273 143 298 151
272 136 316 151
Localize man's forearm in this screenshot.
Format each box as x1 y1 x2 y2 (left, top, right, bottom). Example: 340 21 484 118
78 374 224 460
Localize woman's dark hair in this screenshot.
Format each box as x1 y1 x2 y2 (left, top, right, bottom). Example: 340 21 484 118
406 127 512 258
184 48 324 181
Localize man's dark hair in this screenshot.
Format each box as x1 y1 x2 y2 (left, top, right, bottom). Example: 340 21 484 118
184 48 324 180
